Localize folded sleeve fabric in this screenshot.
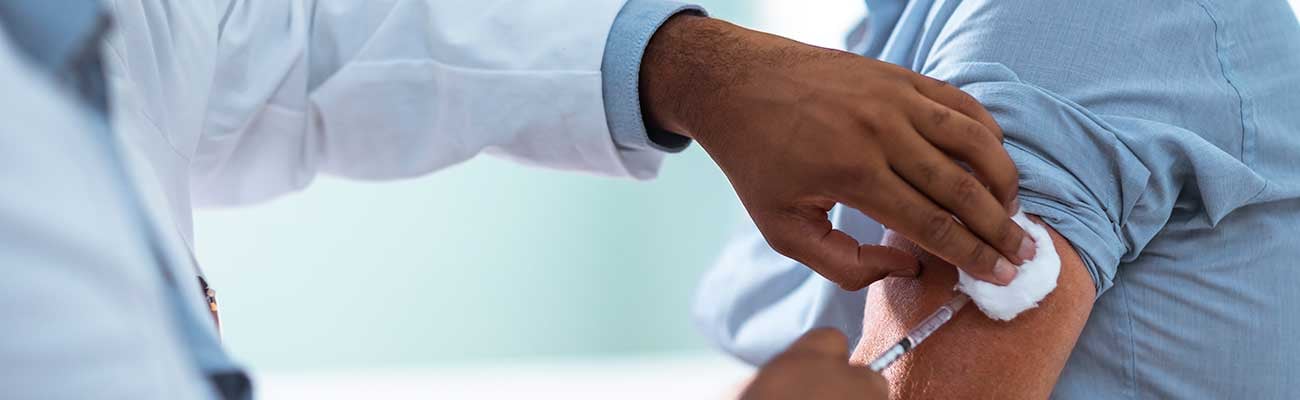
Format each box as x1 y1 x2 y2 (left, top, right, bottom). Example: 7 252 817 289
920 0 1266 296
602 0 705 153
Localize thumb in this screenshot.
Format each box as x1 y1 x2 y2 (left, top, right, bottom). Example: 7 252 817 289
758 207 920 291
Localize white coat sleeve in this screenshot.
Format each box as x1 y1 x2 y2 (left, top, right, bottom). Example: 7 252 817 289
194 0 654 206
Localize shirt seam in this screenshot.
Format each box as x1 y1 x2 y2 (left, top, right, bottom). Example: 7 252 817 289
103 0 191 162
133 99 191 162
1188 0 1254 165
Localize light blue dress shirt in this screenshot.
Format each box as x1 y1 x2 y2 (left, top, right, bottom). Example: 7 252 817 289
1 2 250 399
695 1 1300 398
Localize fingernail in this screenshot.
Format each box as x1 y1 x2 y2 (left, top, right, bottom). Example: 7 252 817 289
1018 235 1037 263
994 258 1018 285
1007 197 1021 217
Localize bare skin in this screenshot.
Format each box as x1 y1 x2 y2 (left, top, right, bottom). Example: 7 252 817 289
640 14 1036 290
848 216 1095 399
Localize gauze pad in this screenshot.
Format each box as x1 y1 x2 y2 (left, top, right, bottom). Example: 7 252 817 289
956 211 1060 321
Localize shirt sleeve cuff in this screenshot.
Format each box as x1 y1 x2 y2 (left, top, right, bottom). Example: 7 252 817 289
601 0 705 153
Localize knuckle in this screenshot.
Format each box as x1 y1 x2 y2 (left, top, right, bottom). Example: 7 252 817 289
858 112 894 139
952 175 983 202
997 219 1021 251
860 123 885 142
828 166 869 189
767 236 798 258
954 90 980 112
914 162 940 185
929 105 952 128
924 213 957 243
762 225 802 257
853 168 883 187
859 104 884 122
988 122 1006 142
965 119 993 142
966 241 994 270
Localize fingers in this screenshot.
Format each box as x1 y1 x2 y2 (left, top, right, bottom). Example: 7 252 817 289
909 94 1020 210
785 328 851 358
840 171 1021 285
911 75 1003 141
759 207 920 291
890 125 1034 268
862 245 924 279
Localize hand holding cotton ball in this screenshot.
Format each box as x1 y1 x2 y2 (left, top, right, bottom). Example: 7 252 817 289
955 212 1060 321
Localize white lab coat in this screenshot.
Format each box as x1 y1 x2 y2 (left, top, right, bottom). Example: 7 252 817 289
105 0 656 250
0 1 654 398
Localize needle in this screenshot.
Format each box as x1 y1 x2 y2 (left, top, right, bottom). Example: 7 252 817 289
867 292 970 372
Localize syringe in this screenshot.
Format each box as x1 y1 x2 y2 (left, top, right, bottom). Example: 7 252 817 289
867 292 971 373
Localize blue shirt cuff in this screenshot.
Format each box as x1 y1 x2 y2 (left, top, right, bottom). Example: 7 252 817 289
602 0 705 153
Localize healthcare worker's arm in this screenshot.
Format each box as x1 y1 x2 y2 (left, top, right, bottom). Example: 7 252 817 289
196 0 1033 291
849 223 1094 399
638 13 1035 288
196 0 656 202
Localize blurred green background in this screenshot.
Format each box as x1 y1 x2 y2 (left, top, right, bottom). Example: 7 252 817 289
196 0 765 373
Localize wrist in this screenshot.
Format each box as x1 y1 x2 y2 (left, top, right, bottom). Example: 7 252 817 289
640 14 749 141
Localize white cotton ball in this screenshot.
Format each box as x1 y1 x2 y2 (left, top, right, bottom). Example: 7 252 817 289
955 211 1060 321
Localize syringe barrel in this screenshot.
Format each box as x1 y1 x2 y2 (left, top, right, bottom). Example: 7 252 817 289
904 293 970 346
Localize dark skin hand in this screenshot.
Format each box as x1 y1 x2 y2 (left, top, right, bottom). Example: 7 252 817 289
742 328 889 400
640 15 1035 289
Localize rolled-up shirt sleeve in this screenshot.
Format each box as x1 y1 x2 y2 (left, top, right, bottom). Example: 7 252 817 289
921 1 1267 296
601 0 704 153
948 68 1166 295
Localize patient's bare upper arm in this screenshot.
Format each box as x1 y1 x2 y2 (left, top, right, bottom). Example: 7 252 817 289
849 216 1094 399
